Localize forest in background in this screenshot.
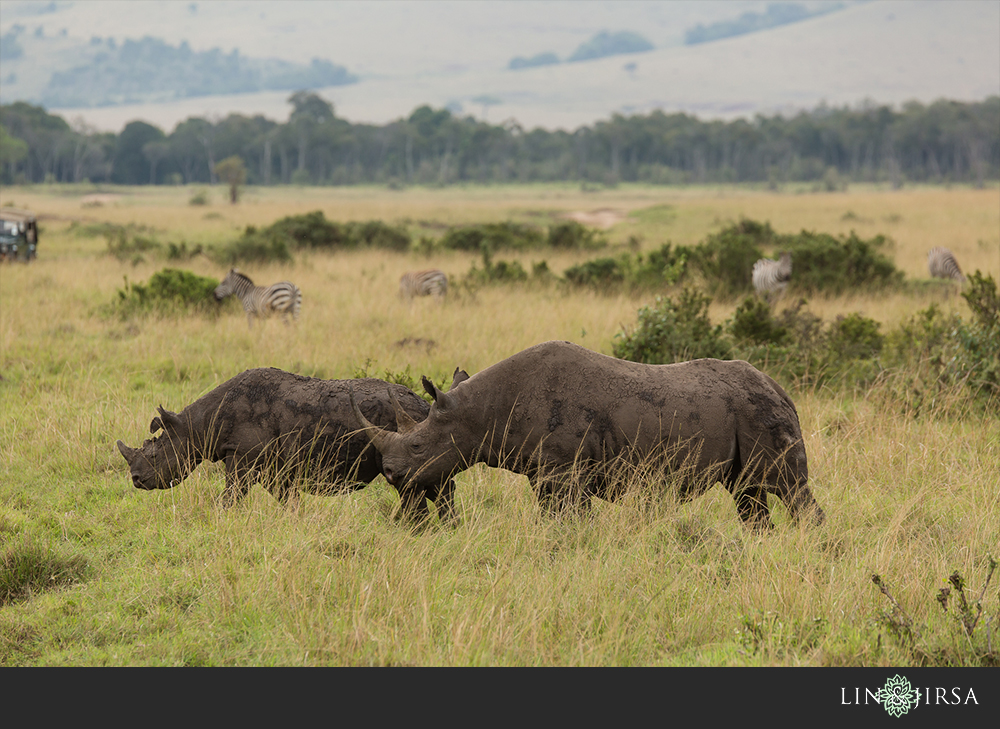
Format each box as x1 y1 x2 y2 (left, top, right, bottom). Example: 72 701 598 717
1 93 998 189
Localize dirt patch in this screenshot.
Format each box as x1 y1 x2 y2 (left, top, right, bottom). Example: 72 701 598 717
560 208 628 230
80 194 123 207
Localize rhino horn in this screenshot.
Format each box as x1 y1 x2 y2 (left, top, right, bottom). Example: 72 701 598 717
348 383 398 450
389 389 419 434
116 440 137 464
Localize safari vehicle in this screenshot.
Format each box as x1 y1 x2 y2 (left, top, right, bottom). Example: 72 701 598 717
0 207 39 261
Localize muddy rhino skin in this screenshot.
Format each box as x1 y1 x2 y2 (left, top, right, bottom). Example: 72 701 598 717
352 340 825 527
117 368 447 509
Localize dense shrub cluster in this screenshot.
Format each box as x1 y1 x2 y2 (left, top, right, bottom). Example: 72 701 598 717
614 272 1000 410
440 219 606 253
109 268 224 319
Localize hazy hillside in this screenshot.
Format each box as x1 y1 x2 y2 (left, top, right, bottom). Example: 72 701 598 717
1 0 997 133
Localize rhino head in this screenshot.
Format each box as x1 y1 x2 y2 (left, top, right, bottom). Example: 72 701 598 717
350 375 465 498
116 405 199 490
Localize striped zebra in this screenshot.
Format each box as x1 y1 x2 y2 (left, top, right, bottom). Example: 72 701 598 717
927 247 966 284
213 268 302 327
751 252 792 300
399 269 448 300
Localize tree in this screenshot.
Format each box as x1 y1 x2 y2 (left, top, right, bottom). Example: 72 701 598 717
214 155 247 203
0 123 28 180
112 120 165 184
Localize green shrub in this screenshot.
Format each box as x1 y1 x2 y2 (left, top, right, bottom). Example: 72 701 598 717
463 249 531 285
783 230 903 295
440 221 545 252
110 268 223 319
613 288 730 364
563 256 627 290
188 188 209 206
547 220 606 249
727 296 790 346
882 271 999 407
104 225 161 262
679 220 768 298
346 220 412 251
265 211 347 248
210 230 292 265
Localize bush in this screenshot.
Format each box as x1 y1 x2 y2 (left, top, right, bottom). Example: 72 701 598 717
677 220 769 298
613 288 730 364
110 268 223 319
727 296 790 346
227 212 413 257
440 221 545 252
547 220 605 249
783 230 903 295
563 256 627 290
210 229 292 266
104 225 161 262
463 249 531 286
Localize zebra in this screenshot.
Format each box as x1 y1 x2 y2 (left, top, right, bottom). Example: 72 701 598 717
751 252 792 301
927 247 966 284
399 269 448 300
213 268 302 327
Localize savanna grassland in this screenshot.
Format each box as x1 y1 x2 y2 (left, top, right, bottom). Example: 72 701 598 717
1 182 998 666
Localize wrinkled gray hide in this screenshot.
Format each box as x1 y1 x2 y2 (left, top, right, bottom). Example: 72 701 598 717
117 367 445 509
352 340 825 527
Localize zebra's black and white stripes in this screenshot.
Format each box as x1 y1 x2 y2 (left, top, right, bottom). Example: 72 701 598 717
214 268 302 327
399 269 448 299
751 252 792 299
927 247 966 284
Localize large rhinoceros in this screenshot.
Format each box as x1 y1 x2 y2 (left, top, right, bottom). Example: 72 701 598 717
117 367 465 512
351 340 825 527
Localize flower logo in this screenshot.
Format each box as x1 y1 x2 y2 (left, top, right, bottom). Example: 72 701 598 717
880 674 919 717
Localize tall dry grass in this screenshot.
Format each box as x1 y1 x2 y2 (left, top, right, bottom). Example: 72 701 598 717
1 182 997 665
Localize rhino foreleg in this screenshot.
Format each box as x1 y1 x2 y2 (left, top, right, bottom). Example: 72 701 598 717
221 455 252 507
432 478 459 525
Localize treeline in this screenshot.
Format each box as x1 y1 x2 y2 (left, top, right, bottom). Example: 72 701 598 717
2 93 998 187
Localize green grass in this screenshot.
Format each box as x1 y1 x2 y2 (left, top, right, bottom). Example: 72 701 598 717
1 182 998 665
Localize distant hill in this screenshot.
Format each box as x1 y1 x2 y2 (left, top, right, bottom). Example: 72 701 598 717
38 36 356 108
1 0 997 133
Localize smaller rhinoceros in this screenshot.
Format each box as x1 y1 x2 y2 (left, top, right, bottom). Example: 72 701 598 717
116 367 465 512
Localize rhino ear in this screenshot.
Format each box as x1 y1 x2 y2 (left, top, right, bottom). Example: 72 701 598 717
153 405 183 432
449 367 470 391
422 376 451 409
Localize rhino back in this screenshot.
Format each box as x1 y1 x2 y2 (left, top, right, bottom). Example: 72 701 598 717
182 369 429 464
447 342 793 464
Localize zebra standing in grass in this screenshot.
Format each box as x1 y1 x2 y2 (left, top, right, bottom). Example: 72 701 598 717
399 269 448 300
214 268 302 327
752 252 792 301
927 247 966 284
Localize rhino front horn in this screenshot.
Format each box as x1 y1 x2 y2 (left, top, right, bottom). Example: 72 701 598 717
348 383 397 450
389 389 419 434
116 440 136 463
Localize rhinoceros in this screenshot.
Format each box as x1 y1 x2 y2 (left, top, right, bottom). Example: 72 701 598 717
351 340 825 527
116 367 465 512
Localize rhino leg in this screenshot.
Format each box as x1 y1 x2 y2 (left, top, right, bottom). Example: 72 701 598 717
396 486 432 524
432 478 459 525
733 485 772 530
221 456 252 507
